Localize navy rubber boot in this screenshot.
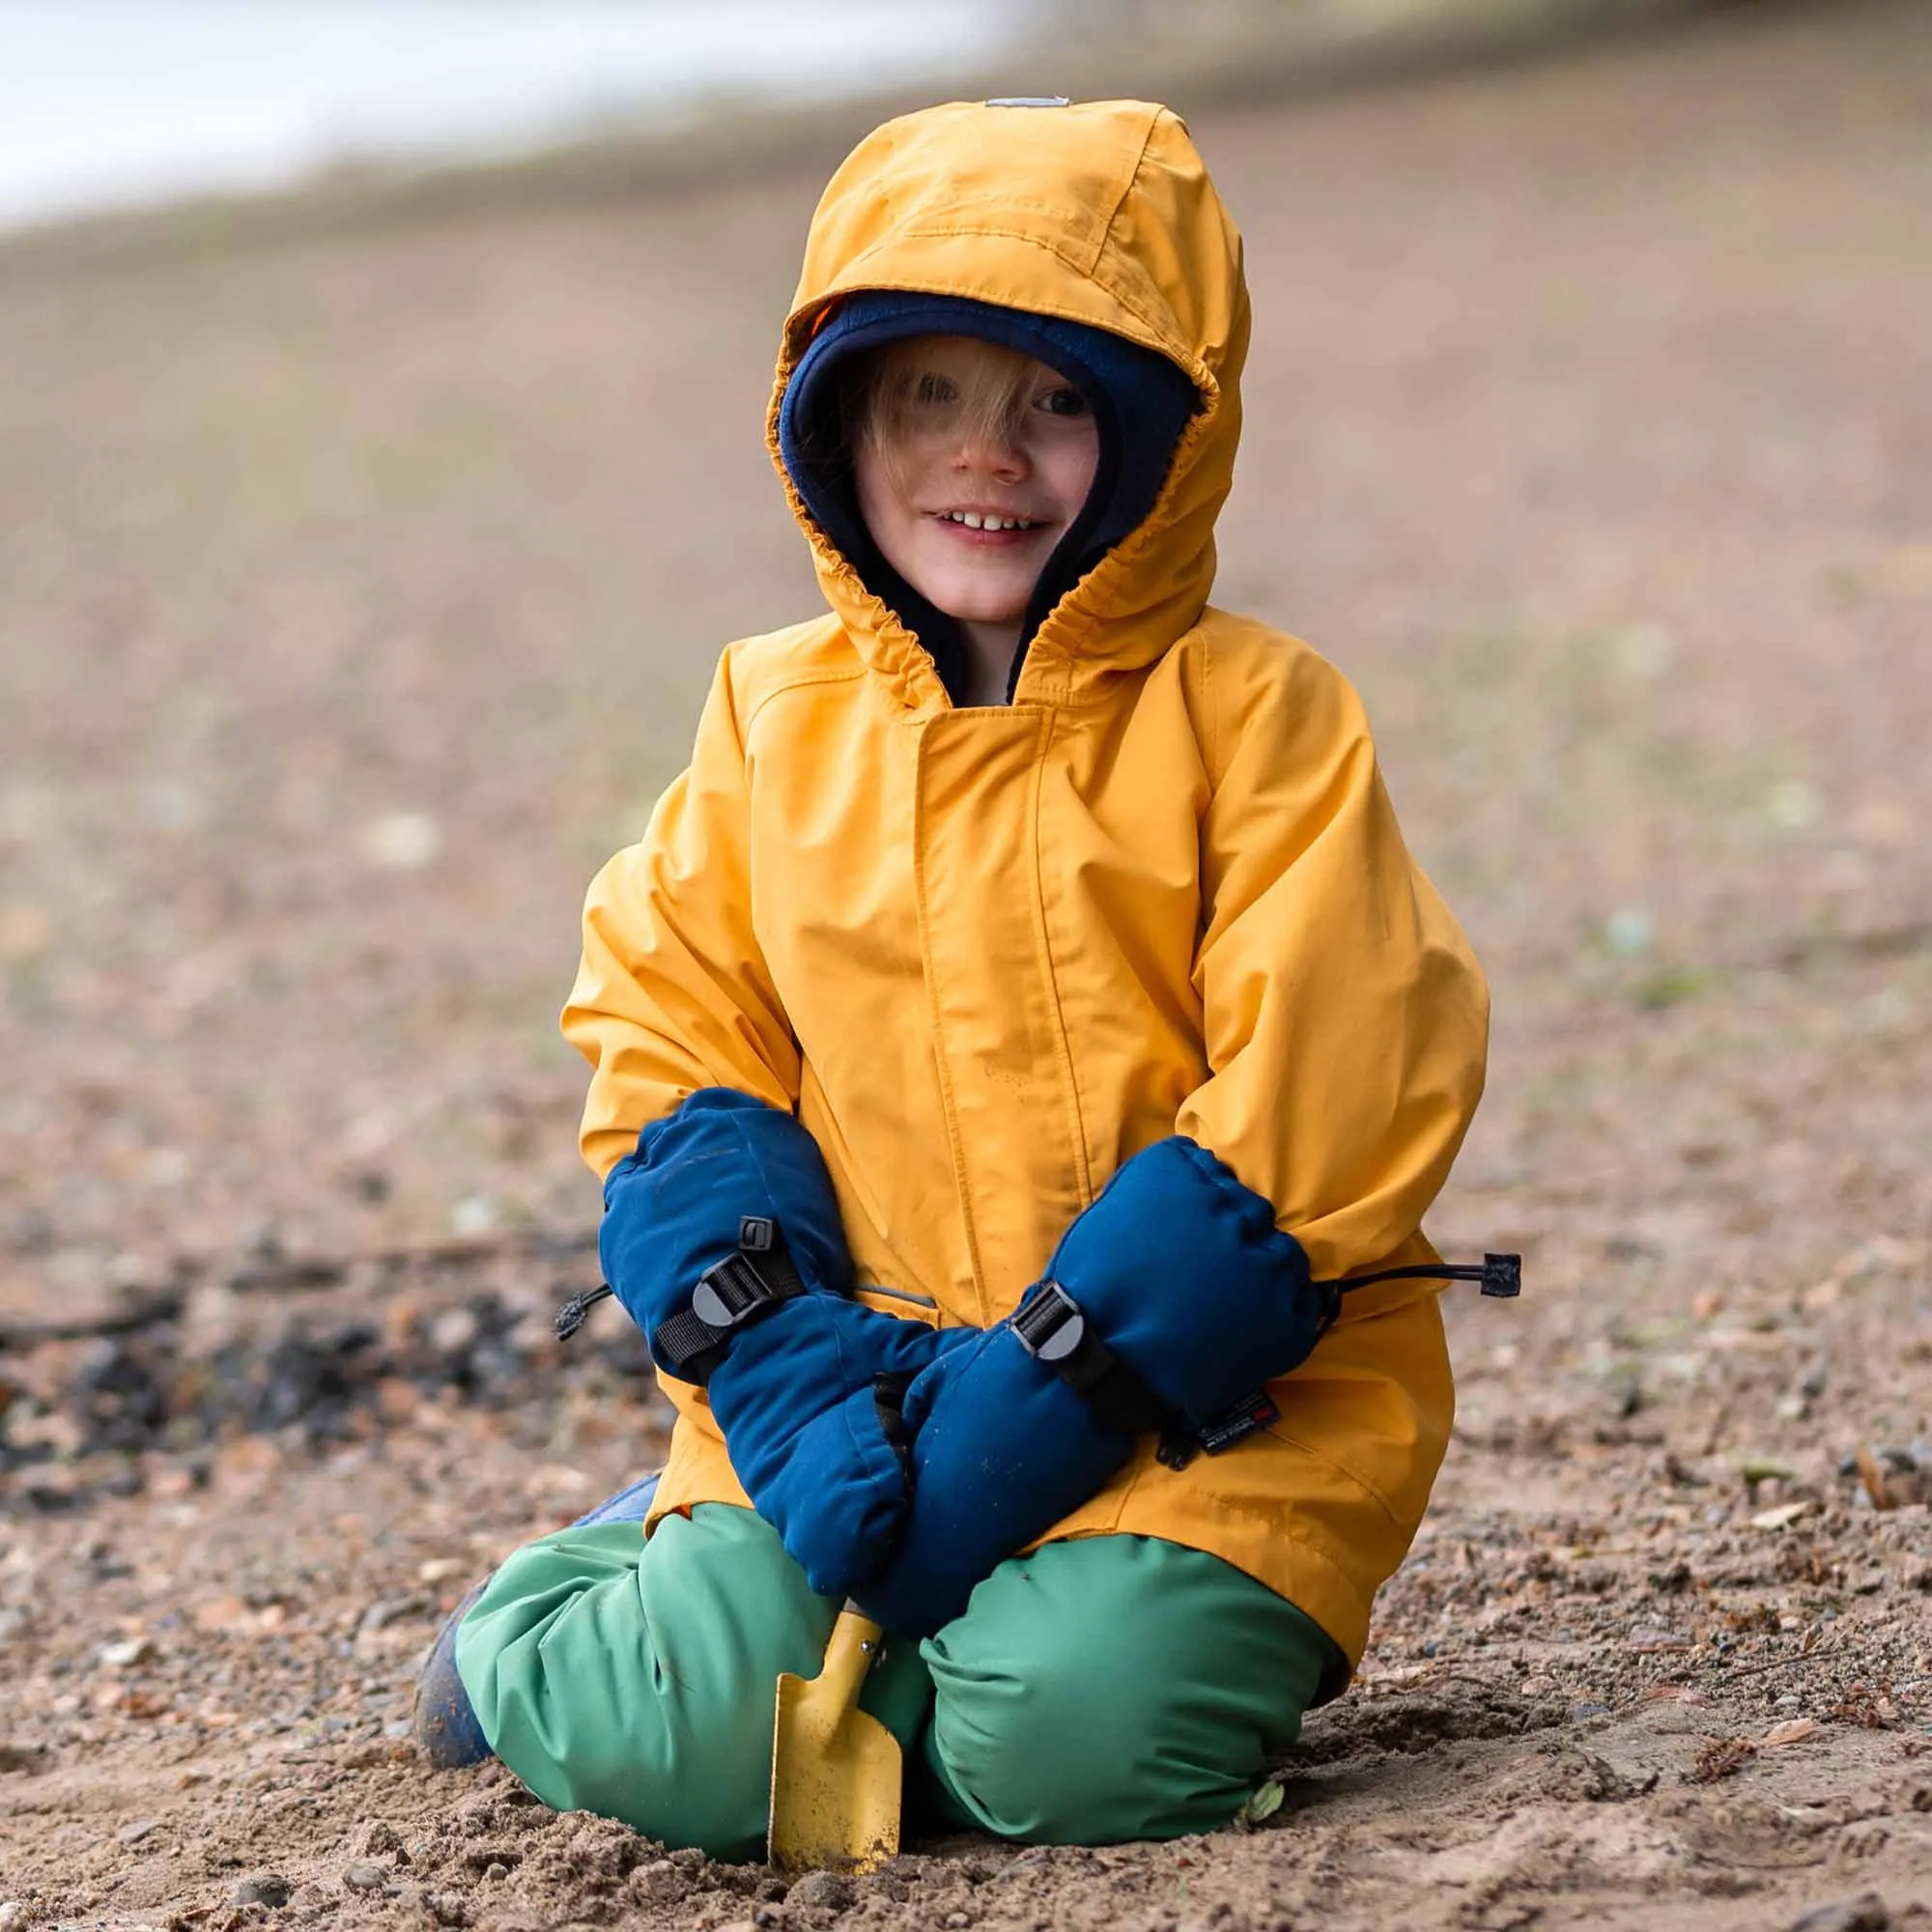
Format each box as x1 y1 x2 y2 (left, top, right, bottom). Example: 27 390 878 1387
411 1469 662 1769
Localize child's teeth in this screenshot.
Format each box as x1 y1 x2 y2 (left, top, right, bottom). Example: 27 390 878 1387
963 512 984 529
947 512 1034 530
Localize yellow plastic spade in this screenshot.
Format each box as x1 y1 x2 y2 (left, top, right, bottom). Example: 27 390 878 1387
769 1605 901 1875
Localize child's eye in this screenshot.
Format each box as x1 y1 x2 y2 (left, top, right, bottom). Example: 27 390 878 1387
1037 385 1088 418
912 372 959 407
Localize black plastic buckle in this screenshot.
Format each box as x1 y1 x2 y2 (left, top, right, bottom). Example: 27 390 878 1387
1011 1281 1086 1363
690 1249 782 1332
650 1215 806 1381
1011 1282 1175 1441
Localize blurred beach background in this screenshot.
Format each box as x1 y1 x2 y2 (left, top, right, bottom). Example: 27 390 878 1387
0 0 1711 238
0 0 1043 233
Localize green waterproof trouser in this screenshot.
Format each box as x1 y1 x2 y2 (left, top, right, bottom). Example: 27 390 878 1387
455 1503 1339 1860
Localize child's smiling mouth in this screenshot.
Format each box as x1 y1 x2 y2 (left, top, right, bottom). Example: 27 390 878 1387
928 507 1049 542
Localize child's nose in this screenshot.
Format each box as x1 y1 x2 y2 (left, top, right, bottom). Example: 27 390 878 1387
952 426 1028 481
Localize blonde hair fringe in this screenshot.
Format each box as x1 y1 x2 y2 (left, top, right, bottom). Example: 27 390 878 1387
841 336 1058 488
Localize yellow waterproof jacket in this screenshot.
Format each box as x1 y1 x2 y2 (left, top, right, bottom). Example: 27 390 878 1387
562 99 1488 1672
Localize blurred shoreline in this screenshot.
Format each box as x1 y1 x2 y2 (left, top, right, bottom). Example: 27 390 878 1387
0 2 1037 238
0 0 1735 271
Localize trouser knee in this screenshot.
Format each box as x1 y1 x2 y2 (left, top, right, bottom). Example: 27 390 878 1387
453 1504 929 1861
921 1536 1336 1845
457 1509 838 1858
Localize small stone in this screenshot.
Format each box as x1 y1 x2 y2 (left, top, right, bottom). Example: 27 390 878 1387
784 1871 855 1914
359 1597 425 1633
483 1862 508 1882
1628 1625 1692 1653
361 811 443 871
99 1637 155 1669
118 1817 159 1844
1761 780 1821 834
448 1196 498 1238
629 1860 685 1904
423 1897 468 1929
1604 907 1655 956
344 1862 387 1891
1786 1893 1890 1932
1570 1701 1611 1723
234 1876 293 1908
0 1902 23 1930
428 1306 481 1353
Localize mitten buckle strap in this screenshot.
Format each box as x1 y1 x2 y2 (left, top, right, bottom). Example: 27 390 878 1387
1011 1282 1174 1439
651 1215 809 1382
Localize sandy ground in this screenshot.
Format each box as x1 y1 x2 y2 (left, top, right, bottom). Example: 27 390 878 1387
4 3 1932 1926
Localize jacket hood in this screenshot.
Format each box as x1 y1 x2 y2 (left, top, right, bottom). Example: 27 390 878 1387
767 98 1250 713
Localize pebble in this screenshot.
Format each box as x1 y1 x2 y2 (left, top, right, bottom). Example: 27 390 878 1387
1569 1701 1611 1723
429 1306 481 1354
359 1596 425 1633
99 1636 155 1669
0 1903 22 1930
784 1871 856 1914
361 810 443 871
1627 1625 1692 1653
234 1876 293 1908
1786 1892 1890 1932
117 1817 159 1844
344 1862 388 1891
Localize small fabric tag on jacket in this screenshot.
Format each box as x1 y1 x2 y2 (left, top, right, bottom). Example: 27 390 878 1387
1196 1389 1281 1456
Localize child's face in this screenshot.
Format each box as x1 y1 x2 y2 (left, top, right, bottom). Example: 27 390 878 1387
853 335 1099 631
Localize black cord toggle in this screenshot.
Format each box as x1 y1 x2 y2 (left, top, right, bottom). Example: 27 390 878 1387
554 1283 614 1341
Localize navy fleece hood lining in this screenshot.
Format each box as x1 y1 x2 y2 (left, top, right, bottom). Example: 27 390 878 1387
778 292 1199 705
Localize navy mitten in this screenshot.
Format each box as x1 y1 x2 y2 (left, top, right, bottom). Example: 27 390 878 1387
843 1136 1331 1635
599 1088 961 1590
599 1087 854 1350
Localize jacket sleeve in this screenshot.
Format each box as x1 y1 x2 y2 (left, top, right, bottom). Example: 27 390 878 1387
562 647 800 1178
1175 639 1489 1284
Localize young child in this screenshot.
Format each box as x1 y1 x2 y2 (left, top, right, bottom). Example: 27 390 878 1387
424 97 1490 1858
